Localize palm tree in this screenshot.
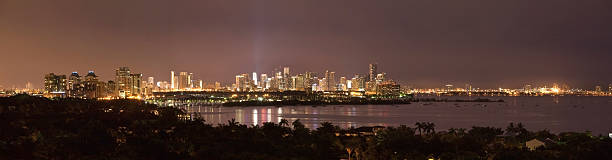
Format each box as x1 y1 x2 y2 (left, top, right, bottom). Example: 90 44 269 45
415 122 424 135
427 122 436 134
279 119 289 127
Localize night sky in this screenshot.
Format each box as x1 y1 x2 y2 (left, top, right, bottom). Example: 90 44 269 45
1 0 611 89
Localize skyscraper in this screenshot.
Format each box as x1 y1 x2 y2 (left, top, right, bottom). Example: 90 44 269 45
115 67 142 98
253 72 258 88
324 70 336 91
260 74 267 90
178 72 189 90
67 72 82 97
369 63 377 82
82 71 101 98
44 73 67 97
339 76 347 91
170 71 175 90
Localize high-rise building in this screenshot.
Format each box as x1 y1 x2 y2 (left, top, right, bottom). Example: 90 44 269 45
215 82 221 91
351 74 365 91
283 67 290 77
115 67 142 98
81 71 104 99
339 77 347 91
260 74 267 90
147 77 155 86
235 74 245 91
178 72 189 90
369 63 377 82
67 72 82 97
376 73 386 84
295 74 305 91
324 70 336 91
188 73 193 88
252 72 258 88
44 73 67 97
170 71 175 90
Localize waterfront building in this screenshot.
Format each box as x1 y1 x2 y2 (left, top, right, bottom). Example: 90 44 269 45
252 72 258 88
369 63 377 82
339 76 347 91
376 81 401 98
351 74 365 91
259 74 267 90
323 70 336 91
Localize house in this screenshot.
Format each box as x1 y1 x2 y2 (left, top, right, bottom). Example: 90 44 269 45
525 139 545 151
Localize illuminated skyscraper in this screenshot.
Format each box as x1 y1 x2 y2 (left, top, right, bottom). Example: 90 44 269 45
350 74 365 91
44 73 67 97
283 67 290 77
253 72 258 88
260 74 267 90
83 71 101 99
67 72 82 97
369 63 377 82
339 76 347 91
170 71 175 90
147 77 154 86
178 72 189 90
323 70 336 91
115 67 142 98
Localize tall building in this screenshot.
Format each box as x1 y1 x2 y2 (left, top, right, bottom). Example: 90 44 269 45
82 71 101 99
147 77 155 86
235 74 245 91
376 73 386 83
324 70 336 91
188 73 193 88
283 67 290 90
260 74 268 90
252 72 258 88
44 73 67 97
283 67 290 77
369 63 377 82
170 71 175 90
295 74 305 91
339 76 347 91
178 72 189 90
115 67 142 98
67 72 82 97
351 74 365 91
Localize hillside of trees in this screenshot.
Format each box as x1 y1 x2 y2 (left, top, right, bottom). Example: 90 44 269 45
1 95 611 159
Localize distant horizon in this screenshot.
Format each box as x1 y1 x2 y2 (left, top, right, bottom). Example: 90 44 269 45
1 65 611 90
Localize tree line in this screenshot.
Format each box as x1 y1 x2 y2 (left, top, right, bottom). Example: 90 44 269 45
1 95 610 159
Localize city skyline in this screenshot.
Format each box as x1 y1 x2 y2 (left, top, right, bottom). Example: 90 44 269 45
2 0 612 88
2 64 612 90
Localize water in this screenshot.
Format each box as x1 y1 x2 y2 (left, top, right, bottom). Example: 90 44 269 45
176 96 612 135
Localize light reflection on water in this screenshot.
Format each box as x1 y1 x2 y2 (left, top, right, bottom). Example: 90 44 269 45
176 96 612 135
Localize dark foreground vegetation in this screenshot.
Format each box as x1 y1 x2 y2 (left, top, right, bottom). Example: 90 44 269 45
1 95 610 159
